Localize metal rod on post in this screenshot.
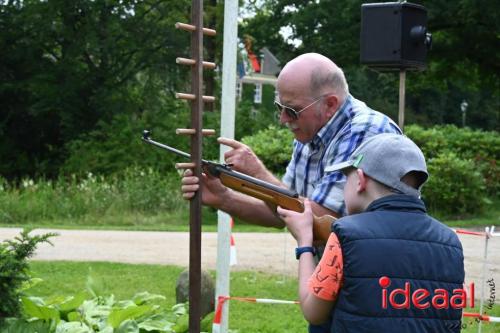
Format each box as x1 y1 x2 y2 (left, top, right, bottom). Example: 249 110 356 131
189 0 204 332
398 69 406 131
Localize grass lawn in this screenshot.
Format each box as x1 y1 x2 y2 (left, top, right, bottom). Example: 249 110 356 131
28 261 499 333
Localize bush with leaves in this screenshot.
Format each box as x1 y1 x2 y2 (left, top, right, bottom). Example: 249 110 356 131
242 124 498 217
0 230 56 322
241 125 293 175
422 152 488 217
406 124 499 196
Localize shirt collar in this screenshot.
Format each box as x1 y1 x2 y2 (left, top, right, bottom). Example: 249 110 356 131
309 95 353 149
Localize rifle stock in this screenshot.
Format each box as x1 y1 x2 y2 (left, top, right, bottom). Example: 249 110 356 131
218 172 304 212
313 214 336 245
142 130 336 244
219 171 335 244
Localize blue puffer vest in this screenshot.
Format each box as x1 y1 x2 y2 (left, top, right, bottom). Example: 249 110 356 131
330 195 465 333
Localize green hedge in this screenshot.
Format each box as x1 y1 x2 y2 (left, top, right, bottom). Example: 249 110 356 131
423 152 488 216
242 125 499 217
241 125 293 177
405 125 499 197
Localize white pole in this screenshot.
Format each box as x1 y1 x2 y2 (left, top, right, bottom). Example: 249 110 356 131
477 227 490 333
215 1 238 332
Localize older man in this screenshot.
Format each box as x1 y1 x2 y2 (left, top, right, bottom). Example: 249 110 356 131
182 53 400 225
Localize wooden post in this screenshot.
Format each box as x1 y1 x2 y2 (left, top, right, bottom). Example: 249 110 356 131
173 2 216 331
398 69 406 131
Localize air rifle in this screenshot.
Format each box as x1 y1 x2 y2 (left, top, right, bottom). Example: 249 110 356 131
142 130 335 244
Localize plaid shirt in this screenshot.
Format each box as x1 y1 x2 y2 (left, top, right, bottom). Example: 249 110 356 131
282 95 401 215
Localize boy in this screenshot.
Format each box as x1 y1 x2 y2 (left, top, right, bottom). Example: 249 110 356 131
277 133 464 333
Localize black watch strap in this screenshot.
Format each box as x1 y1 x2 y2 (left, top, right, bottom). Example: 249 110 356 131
295 246 316 260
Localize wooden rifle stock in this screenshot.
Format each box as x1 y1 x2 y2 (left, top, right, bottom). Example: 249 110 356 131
216 169 335 245
142 131 336 244
218 172 303 211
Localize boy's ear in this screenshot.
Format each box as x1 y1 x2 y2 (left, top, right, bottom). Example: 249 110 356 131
356 169 367 193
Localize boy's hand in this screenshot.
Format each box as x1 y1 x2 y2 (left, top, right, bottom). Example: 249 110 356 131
277 199 314 247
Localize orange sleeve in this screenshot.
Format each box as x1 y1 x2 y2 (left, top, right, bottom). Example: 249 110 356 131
307 233 344 301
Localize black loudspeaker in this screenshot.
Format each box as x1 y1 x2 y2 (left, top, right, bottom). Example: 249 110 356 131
360 2 432 70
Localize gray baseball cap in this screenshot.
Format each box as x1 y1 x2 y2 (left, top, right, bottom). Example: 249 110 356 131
324 133 428 197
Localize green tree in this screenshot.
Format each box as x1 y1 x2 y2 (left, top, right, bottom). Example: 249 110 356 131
240 0 499 130
0 0 190 178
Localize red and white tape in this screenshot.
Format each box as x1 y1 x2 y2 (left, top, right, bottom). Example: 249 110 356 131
453 229 487 237
453 226 499 238
463 312 500 323
212 296 299 332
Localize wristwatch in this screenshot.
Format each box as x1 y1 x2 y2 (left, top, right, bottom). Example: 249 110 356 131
295 246 316 260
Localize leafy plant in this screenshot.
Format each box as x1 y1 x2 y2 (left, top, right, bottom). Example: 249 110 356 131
406 124 499 196
242 125 293 175
2 290 214 333
0 229 57 321
423 152 488 217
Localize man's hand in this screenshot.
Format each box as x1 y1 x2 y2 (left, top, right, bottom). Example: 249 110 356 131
181 169 230 208
277 199 314 247
218 137 268 179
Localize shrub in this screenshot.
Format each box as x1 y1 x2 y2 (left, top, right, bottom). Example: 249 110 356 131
406 124 499 195
242 125 293 175
241 124 498 217
423 152 488 217
0 230 56 321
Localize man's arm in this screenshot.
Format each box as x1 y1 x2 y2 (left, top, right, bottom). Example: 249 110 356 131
181 169 285 228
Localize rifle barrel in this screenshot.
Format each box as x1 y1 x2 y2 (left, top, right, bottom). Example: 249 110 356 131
142 131 299 198
142 136 193 160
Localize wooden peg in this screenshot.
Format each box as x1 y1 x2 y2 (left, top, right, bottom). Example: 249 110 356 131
176 129 216 136
202 96 216 103
176 57 216 69
175 22 216 36
175 162 196 169
175 93 216 103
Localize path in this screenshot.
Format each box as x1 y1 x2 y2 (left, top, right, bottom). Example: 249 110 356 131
1 228 499 287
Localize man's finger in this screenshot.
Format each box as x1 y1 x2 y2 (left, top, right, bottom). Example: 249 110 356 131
218 137 244 149
181 184 199 193
181 176 199 185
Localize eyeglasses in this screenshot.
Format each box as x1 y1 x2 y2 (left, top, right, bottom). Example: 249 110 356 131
274 94 330 120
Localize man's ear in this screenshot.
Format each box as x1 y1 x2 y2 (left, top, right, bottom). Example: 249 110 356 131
324 94 339 117
356 169 367 193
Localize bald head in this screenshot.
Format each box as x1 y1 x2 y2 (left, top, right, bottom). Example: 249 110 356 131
277 53 349 101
